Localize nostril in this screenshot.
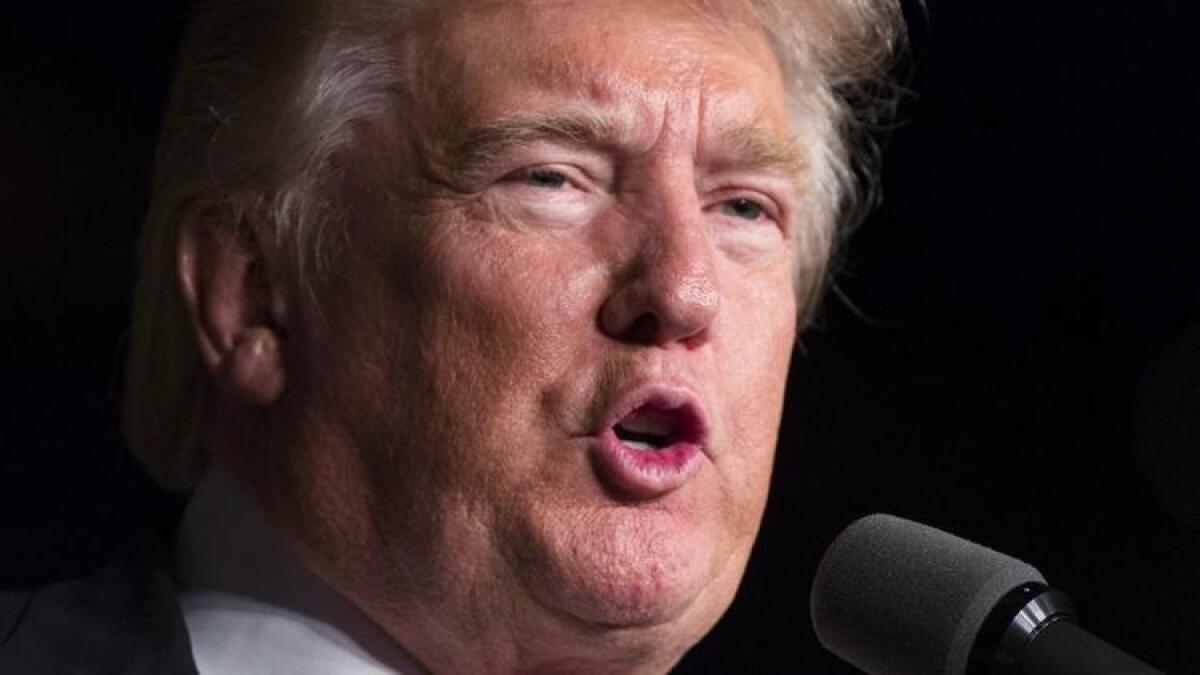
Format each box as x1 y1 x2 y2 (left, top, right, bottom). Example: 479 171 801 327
624 313 661 345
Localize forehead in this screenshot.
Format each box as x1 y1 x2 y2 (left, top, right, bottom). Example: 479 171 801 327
410 0 793 145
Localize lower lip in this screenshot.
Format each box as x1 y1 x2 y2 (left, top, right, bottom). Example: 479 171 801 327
591 429 704 499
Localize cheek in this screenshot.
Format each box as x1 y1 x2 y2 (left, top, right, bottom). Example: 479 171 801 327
291 224 609 555
718 265 797 502
389 226 606 471
720 257 797 393
419 230 603 382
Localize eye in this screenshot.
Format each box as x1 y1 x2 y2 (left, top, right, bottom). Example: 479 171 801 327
721 197 768 222
508 168 570 189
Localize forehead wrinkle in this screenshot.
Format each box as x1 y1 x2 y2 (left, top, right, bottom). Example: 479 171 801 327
446 97 805 192
417 1 798 187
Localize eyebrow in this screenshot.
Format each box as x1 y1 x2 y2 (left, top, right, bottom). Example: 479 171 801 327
450 109 807 178
717 123 808 175
451 110 624 178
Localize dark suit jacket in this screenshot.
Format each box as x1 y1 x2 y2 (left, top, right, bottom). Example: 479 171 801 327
0 547 197 674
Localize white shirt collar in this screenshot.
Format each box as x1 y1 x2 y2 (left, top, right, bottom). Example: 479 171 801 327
173 471 427 675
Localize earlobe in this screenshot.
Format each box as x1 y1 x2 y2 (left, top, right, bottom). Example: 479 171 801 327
220 326 285 404
177 203 288 406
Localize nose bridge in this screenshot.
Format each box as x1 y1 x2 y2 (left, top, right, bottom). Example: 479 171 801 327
647 130 716 287
644 193 715 305
600 157 720 347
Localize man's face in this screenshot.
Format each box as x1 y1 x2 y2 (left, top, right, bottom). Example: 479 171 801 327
278 0 807 669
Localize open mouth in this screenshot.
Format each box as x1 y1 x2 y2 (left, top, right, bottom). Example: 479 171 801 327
611 401 704 453
614 406 686 451
590 385 709 499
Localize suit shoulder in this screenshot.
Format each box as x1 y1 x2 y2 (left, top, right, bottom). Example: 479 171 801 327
0 548 197 675
0 589 34 646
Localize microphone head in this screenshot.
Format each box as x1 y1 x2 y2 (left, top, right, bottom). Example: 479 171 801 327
810 514 1045 675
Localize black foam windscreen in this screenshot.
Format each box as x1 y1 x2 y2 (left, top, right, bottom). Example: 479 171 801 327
810 514 1044 675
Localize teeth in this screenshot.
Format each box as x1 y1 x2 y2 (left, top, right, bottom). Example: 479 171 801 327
623 439 658 451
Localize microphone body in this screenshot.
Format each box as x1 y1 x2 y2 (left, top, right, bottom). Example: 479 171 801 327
810 514 1162 675
1020 620 1163 675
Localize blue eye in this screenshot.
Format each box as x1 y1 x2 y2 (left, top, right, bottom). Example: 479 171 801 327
722 197 766 221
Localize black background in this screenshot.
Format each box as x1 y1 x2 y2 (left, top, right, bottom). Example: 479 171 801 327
3 1 1198 672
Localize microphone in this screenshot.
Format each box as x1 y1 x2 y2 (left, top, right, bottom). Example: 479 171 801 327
809 514 1163 674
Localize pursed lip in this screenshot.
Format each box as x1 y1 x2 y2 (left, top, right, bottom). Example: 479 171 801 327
588 383 711 500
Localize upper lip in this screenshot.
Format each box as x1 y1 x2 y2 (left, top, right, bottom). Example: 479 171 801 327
595 382 711 451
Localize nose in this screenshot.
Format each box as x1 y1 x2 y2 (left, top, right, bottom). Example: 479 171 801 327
599 212 719 348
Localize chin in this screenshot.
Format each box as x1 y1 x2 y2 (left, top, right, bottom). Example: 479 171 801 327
566 560 700 628
517 503 735 634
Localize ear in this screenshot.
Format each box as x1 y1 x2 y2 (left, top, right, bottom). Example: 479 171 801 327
177 201 287 406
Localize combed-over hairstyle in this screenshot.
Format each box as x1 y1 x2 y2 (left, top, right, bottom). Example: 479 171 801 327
124 0 906 490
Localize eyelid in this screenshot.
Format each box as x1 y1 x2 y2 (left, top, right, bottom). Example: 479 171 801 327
705 172 795 221
488 140 612 185
707 188 784 224
504 164 591 191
